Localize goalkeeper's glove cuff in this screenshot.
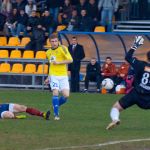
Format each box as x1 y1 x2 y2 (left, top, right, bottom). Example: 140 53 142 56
131 45 137 50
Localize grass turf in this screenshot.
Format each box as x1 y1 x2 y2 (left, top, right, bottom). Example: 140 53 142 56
0 89 150 150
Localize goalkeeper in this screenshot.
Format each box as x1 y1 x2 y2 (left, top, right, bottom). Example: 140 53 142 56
0 103 50 120
106 36 150 130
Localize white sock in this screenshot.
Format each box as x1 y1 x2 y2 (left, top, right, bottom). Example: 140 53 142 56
110 108 120 121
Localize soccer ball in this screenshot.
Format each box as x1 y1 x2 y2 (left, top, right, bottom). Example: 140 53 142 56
115 84 126 94
101 78 114 90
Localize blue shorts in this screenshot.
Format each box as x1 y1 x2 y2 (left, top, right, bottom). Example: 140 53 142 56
0 104 9 118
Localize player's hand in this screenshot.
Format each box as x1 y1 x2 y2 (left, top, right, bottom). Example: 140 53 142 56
44 78 49 85
53 61 60 65
132 36 144 50
105 64 108 68
120 73 125 77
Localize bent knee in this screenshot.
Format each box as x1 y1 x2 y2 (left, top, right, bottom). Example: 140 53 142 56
63 92 69 98
113 101 123 111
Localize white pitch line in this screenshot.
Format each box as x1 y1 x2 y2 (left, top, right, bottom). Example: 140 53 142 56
38 138 150 150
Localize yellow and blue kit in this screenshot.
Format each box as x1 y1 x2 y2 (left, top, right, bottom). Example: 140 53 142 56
46 45 73 76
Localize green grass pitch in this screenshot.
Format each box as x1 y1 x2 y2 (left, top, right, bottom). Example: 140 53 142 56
0 89 150 150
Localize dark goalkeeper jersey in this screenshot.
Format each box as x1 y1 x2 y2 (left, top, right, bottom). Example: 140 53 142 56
125 48 150 94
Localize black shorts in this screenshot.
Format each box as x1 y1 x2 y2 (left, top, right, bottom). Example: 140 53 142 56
119 89 150 109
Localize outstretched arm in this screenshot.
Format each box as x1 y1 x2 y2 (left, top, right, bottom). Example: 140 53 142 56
125 36 144 65
125 36 144 70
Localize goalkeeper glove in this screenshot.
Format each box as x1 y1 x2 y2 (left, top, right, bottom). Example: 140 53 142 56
131 36 144 50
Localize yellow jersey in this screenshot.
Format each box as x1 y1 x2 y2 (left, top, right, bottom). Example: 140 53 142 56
46 45 73 76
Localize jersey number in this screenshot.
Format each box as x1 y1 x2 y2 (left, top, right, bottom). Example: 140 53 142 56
141 73 150 85
52 82 58 87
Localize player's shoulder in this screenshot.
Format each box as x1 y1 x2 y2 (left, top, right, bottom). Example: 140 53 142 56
136 58 146 65
59 45 68 49
77 44 83 48
46 48 53 54
59 45 68 54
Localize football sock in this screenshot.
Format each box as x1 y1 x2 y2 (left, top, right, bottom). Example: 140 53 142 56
52 96 59 116
110 107 120 121
59 96 67 106
26 108 43 117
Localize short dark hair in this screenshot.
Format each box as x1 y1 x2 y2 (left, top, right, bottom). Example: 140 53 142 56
91 57 96 60
72 36 77 39
106 56 112 60
147 51 150 62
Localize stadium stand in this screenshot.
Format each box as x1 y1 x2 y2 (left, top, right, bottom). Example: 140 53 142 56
0 63 10 73
10 50 22 59
11 63 23 73
23 64 36 74
36 64 48 74
6 37 20 46
0 50 9 58
44 38 51 48
56 25 67 32
94 26 106 32
0 37 7 46
35 51 46 59
18 37 31 47
23 50 34 59
114 21 150 32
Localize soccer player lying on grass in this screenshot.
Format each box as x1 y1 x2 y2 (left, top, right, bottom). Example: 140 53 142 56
106 36 150 130
0 103 50 119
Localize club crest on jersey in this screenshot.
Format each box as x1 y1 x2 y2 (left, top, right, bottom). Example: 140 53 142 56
50 56 56 63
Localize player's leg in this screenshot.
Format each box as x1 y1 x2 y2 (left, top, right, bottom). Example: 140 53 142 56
11 103 50 120
106 101 123 130
59 76 70 106
50 76 60 119
106 89 137 130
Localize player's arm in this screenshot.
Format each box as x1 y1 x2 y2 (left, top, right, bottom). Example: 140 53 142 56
125 36 144 68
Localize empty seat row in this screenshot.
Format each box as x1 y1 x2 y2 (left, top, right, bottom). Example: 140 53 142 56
0 37 51 48
0 50 47 59
0 63 48 74
0 37 30 46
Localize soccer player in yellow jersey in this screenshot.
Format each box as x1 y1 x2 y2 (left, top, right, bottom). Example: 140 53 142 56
45 34 73 120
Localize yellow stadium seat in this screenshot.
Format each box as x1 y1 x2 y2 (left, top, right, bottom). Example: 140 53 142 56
0 50 9 58
0 37 7 46
0 63 10 72
36 64 48 74
35 51 46 59
44 38 51 48
23 64 36 74
10 50 21 58
19 37 30 46
94 26 105 32
11 63 23 73
7 37 20 46
23 50 34 59
56 25 66 32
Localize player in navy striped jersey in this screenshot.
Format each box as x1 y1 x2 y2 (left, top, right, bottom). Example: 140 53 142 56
106 36 150 130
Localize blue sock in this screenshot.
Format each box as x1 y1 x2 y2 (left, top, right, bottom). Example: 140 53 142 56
59 96 67 106
52 96 59 116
